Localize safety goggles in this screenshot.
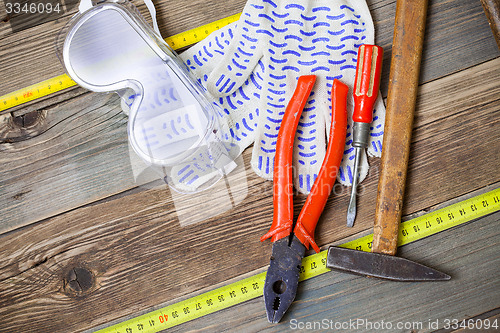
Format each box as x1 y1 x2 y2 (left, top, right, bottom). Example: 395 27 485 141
57 0 237 192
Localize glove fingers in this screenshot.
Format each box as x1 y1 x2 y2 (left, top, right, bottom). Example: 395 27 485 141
250 75 329 194
293 103 327 194
166 142 241 192
180 23 236 87
293 80 330 194
180 22 265 151
168 22 265 191
206 2 266 97
217 61 264 149
207 43 263 98
250 70 298 181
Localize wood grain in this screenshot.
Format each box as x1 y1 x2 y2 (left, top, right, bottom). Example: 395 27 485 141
1 0 499 105
167 209 500 333
0 92 135 233
0 0 499 332
373 0 428 255
0 58 498 332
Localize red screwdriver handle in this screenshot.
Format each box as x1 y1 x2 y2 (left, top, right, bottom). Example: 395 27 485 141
352 44 383 123
261 75 317 243
293 79 348 253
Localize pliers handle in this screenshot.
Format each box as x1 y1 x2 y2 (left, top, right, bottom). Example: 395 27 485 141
261 76 348 252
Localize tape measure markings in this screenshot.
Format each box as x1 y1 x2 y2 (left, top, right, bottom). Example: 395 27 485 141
97 188 500 333
0 13 241 113
108 273 266 333
0 74 75 112
397 189 499 247
165 13 241 50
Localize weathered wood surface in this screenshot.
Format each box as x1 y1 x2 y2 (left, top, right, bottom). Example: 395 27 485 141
0 93 132 233
0 0 498 233
0 58 499 332
1 54 499 235
167 208 500 333
0 0 498 103
0 0 499 332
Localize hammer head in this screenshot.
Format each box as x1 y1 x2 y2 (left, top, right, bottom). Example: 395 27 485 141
326 247 450 281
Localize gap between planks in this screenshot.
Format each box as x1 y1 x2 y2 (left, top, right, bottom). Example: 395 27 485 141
0 56 498 237
90 182 500 332
1 0 499 98
0 33 498 333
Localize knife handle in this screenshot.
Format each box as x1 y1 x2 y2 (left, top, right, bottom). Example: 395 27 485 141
373 0 428 255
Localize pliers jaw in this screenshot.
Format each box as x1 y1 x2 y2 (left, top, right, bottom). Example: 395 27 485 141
263 235 306 323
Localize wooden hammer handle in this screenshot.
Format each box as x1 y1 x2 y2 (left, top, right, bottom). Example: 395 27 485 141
372 0 429 255
480 0 500 50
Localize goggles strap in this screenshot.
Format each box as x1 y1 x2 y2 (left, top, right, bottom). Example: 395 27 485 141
143 0 161 36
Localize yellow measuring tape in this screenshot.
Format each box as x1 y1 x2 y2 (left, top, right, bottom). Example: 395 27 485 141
0 13 241 113
97 188 499 333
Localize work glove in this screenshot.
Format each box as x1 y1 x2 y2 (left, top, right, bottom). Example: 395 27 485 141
205 0 386 193
121 23 264 191
179 24 263 154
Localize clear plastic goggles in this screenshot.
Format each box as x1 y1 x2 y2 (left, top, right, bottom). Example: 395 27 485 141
57 0 238 192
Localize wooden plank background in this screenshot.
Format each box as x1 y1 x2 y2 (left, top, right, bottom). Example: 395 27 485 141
167 207 500 332
0 0 499 332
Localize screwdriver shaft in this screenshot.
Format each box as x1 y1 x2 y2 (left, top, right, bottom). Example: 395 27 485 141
347 146 362 227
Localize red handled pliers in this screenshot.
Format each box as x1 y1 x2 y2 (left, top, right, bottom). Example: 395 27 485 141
261 75 348 323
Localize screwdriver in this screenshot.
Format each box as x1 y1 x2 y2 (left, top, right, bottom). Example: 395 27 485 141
347 44 383 227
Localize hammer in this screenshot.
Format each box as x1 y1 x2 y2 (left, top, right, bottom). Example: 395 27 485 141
327 0 450 281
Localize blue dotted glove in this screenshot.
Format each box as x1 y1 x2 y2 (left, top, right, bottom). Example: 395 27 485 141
180 23 264 153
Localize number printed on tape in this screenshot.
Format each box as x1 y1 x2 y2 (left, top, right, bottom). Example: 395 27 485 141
93 148 499 332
